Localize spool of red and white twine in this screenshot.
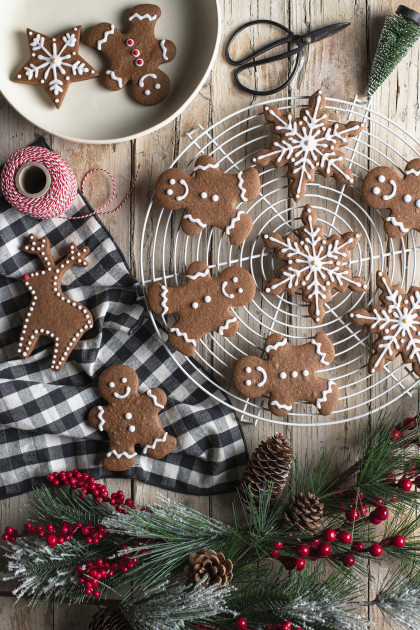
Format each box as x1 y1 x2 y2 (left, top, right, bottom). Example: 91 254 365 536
0 146 140 220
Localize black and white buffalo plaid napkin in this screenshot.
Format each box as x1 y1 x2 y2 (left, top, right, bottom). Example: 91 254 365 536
0 144 247 499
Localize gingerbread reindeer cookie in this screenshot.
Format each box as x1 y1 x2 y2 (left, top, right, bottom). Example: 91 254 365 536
87 365 177 471
155 156 261 246
233 332 338 416
84 4 176 106
362 159 420 238
17 235 94 372
148 261 256 356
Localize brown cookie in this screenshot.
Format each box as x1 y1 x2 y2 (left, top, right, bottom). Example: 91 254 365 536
252 90 364 200
84 4 176 106
262 205 368 323
349 271 420 376
12 27 99 109
362 159 420 238
17 235 94 371
147 261 256 356
87 364 177 471
155 156 261 246
232 332 338 416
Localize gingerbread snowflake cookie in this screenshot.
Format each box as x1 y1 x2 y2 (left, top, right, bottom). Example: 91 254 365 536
17 235 94 372
148 261 256 356
155 156 261 246
84 4 176 106
88 365 177 471
349 271 420 376
252 90 364 200
362 159 420 238
262 205 368 323
12 27 98 109
233 333 338 416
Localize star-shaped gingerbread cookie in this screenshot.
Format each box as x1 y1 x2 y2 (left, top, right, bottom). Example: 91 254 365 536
252 90 364 200
84 4 176 106
12 27 98 109
349 271 420 376
262 205 368 323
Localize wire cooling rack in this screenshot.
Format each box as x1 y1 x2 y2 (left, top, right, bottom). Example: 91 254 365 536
140 95 420 427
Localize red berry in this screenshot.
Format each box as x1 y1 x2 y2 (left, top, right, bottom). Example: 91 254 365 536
317 543 332 558
374 506 389 521
359 503 368 517
235 618 247 630
46 534 57 548
281 558 295 571
352 541 365 552
2 534 8 541
57 536 65 544
372 498 384 507
398 478 412 491
338 531 352 544
391 535 405 548
93 590 100 598
403 416 417 429
296 544 310 558
5 526 14 536
323 528 337 542
369 544 383 557
273 541 284 550
342 553 355 568
346 508 360 522
392 429 402 440
369 517 382 525
310 538 321 547
295 558 306 570
270 550 281 559
46 524 55 533
282 623 292 630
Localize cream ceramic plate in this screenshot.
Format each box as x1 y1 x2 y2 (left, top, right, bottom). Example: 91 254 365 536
0 0 220 143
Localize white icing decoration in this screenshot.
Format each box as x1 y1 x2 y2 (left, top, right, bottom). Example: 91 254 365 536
245 367 252 373
97 25 115 50
211 194 219 202
405 168 420 176
270 401 293 411
279 372 287 379
204 295 211 303
160 39 168 61
382 179 396 201
146 389 164 409
237 171 248 202
416 200 420 208
155 83 161 89
143 432 168 455
107 449 136 459
97 405 106 431
106 69 123 88
170 327 196 346
183 214 207 228
218 317 237 335
160 285 169 315
225 209 245 236
256 366 267 387
265 338 287 353
125 412 132 420
378 175 386 183
175 179 189 201
138 72 158 87
245 379 252 386
221 281 234 299
302 369 309 376
291 371 298 378
372 187 381 195
128 425 136 432
109 381 115 387
192 302 199 309
316 380 335 409
200 192 208 199
129 12 157 21
113 386 131 399
311 338 330 365
403 194 412 202
385 216 409 233
186 268 210 280
144 89 151 96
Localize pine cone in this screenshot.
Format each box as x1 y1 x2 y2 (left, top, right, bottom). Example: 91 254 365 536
184 549 233 587
283 492 324 532
241 433 293 503
88 607 130 630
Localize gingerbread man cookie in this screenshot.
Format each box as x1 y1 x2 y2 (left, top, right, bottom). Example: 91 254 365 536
155 156 261 246
87 365 177 471
252 90 364 200
233 333 338 416
147 261 256 356
17 235 94 372
349 271 420 376
262 205 368 323
84 4 176 106
362 159 420 238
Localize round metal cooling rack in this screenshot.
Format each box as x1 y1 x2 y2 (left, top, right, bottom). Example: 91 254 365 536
140 95 420 427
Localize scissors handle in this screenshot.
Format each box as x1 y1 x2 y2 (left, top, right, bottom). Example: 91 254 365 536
233 53 301 96
225 19 300 66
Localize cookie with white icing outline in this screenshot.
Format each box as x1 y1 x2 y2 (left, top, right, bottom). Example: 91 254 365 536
252 90 364 201
147 261 256 356
232 332 338 417
84 4 176 106
87 364 177 471
362 159 420 238
12 26 99 109
154 156 261 246
262 205 368 323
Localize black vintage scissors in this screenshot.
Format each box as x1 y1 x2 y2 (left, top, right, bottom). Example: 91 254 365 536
225 20 350 96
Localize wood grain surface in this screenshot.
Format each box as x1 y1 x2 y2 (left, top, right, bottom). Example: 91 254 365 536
1 1 419 628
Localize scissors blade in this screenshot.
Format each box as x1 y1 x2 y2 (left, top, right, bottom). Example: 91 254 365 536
302 22 350 45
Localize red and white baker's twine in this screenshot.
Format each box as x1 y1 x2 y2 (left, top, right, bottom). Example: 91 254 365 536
0 146 140 220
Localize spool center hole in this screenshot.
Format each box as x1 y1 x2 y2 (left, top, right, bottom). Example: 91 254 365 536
20 165 48 195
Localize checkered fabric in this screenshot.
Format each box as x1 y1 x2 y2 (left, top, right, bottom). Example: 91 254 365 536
0 145 247 500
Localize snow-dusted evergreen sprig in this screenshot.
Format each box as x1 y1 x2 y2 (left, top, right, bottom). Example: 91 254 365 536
121 579 237 630
30 485 113 526
373 569 420 630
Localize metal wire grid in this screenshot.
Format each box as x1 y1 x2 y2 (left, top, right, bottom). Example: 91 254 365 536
140 95 420 427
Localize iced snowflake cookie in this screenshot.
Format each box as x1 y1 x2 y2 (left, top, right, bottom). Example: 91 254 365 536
148 261 256 356
362 159 420 239
155 156 261 246
252 90 364 200
262 205 368 323
349 271 420 376
84 4 176 106
12 27 98 109
233 333 338 416
87 364 177 471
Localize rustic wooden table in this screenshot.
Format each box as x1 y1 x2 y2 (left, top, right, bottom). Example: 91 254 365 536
1 0 419 628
